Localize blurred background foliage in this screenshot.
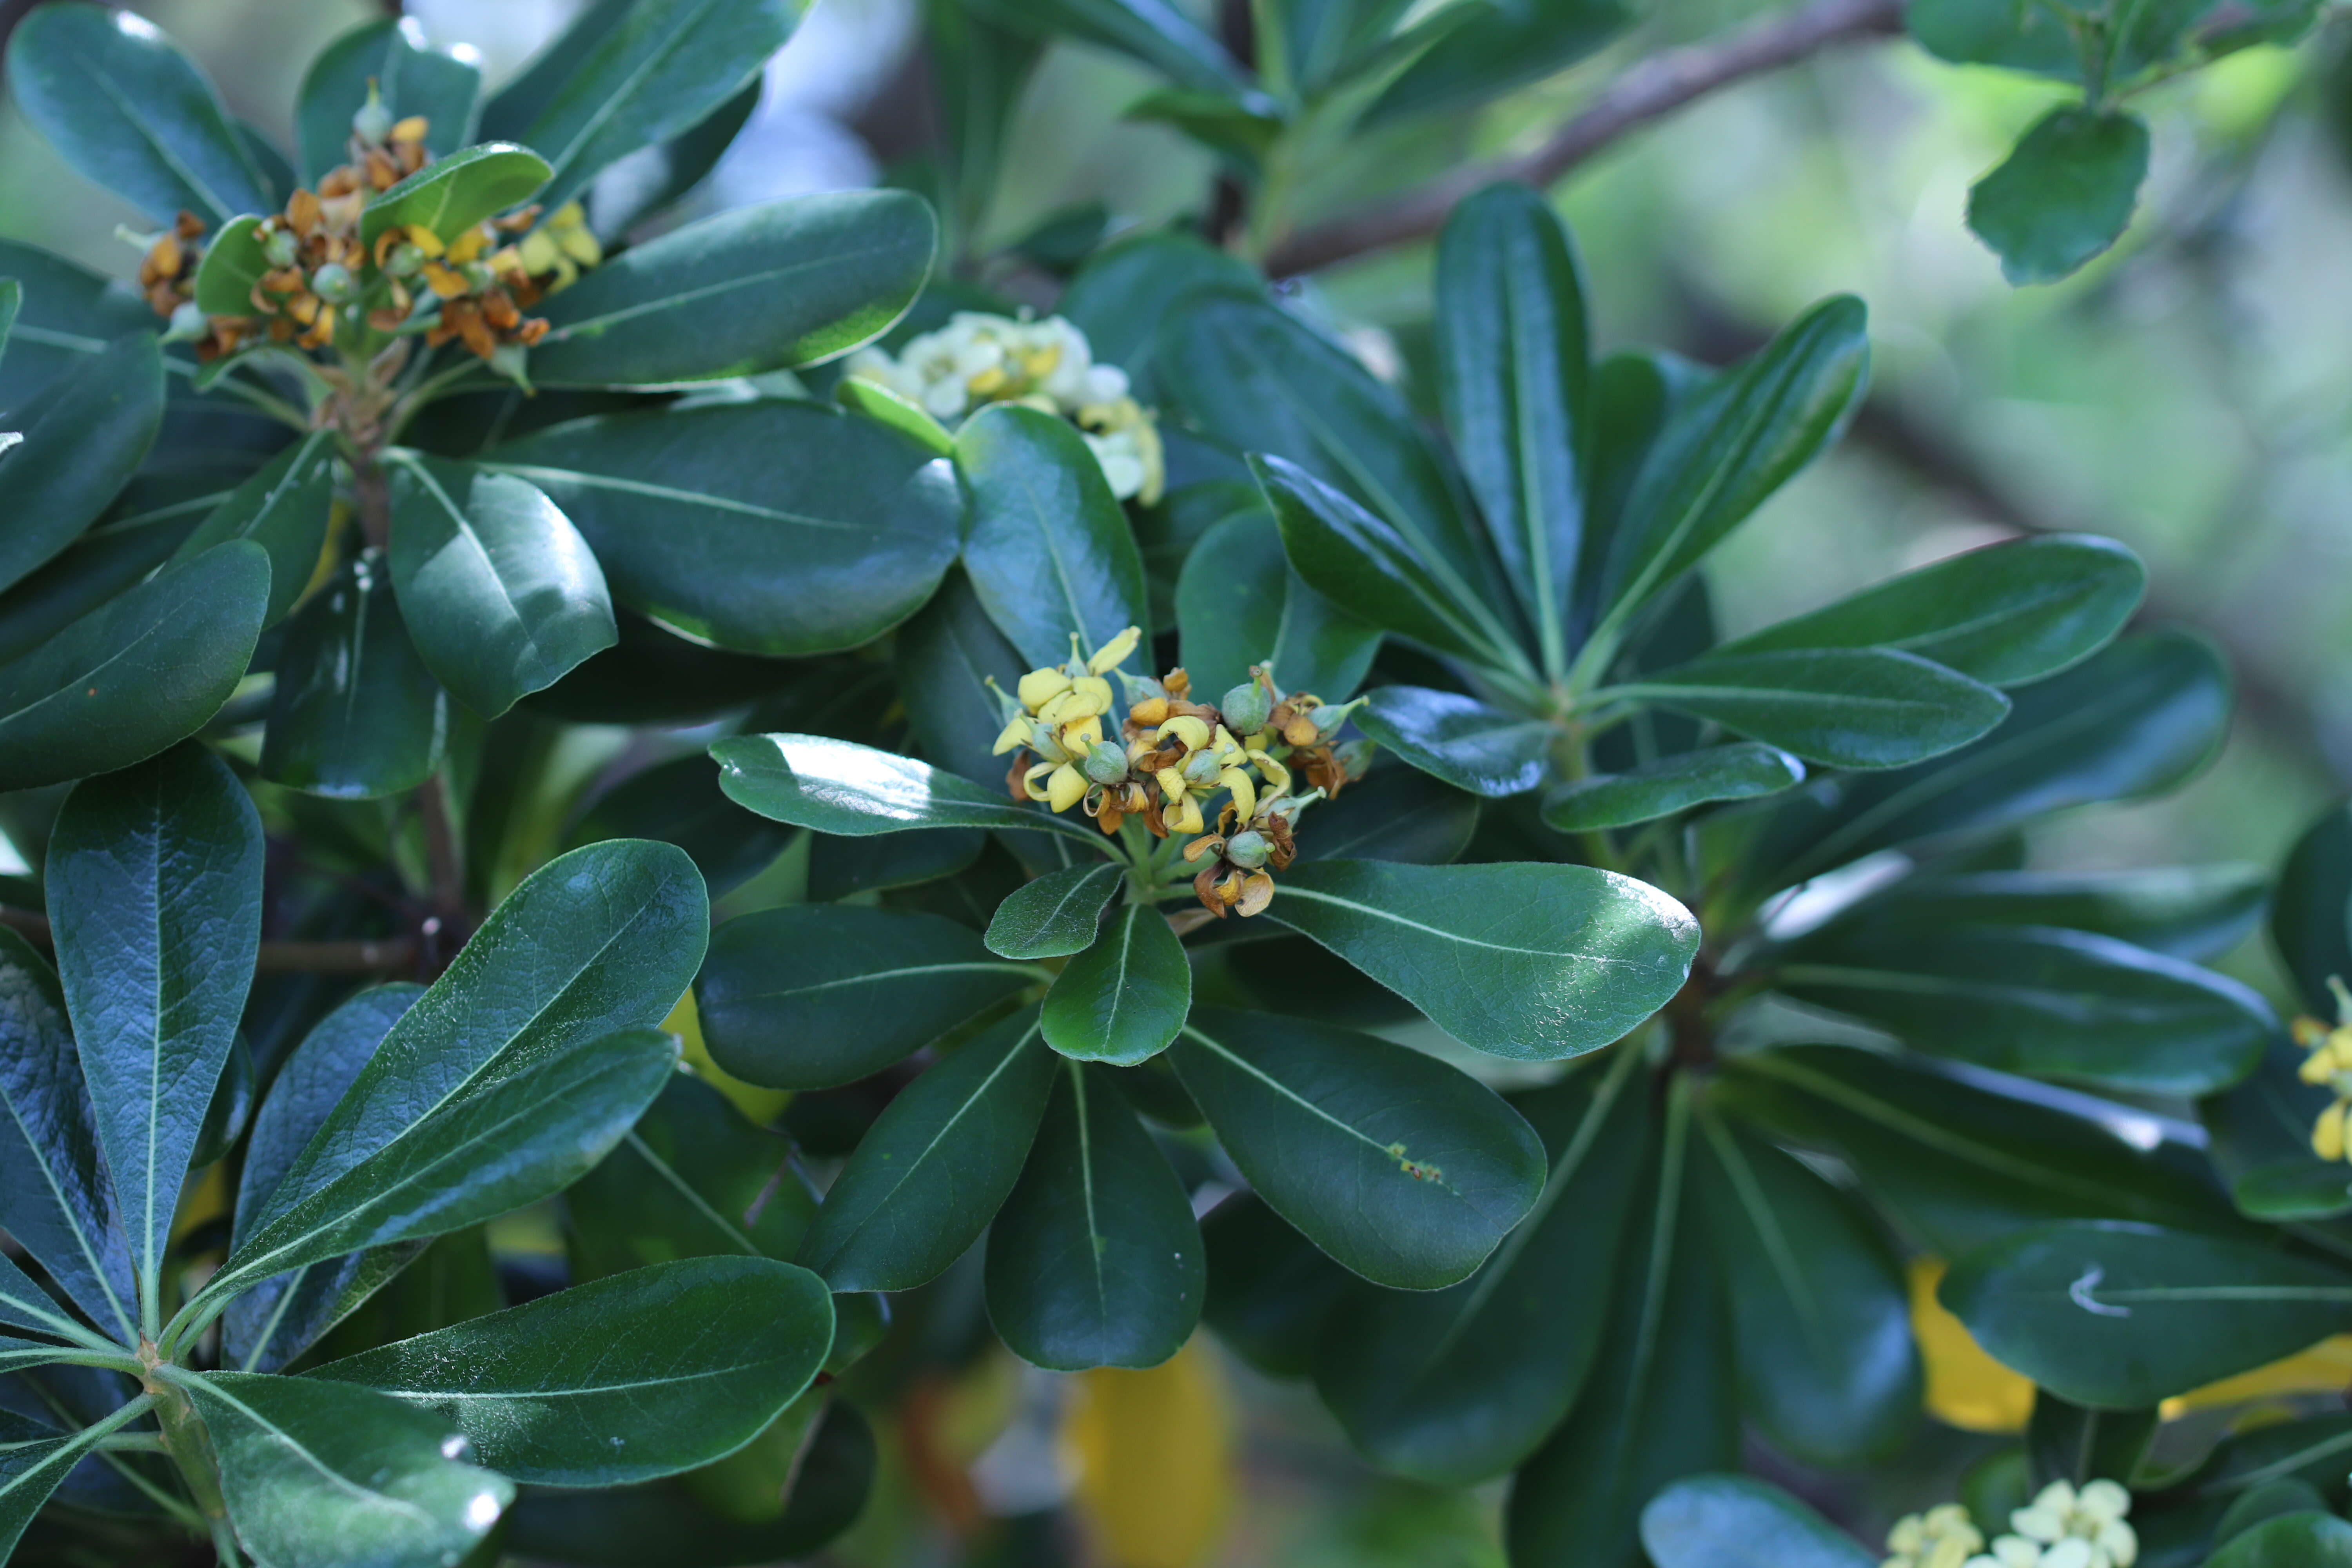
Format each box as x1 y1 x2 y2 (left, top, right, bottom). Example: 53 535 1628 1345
5 0 2349 1562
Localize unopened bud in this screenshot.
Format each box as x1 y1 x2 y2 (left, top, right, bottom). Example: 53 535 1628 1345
462 260 495 292
352 89 394 147
164 300 207 341
1221 679 1272 735
387 243 425 278
1181 750 1222 787
262 228 298 269
1081 741 1128 786
488 342 531 385
311 263 355 301
1225 830 1270 869
1308 703 1350 737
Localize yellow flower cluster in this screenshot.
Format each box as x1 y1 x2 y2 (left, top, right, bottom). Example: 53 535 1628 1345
2294 976 2352 1161
988 631 1360 918
842 312 1166 503
1884 1481 2136 1568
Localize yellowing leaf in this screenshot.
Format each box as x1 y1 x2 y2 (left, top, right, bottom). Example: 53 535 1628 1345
1064 1340 1234 1568
2162 1335 2352 1416
664 989 791 1125
1911 1256 2033 1433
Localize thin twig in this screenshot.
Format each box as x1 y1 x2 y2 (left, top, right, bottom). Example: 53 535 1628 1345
1263 0 1908 276
0 908 420 976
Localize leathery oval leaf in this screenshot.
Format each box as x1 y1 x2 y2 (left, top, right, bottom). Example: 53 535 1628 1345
1169 1005 1545 1290
1942 1220 2352 1409
1040 903 1191 1067
1263 859 1697 1060
312 1256 835 1486
795 1008 1058 1292
695 904 1039 1089
985 1063 1205 1370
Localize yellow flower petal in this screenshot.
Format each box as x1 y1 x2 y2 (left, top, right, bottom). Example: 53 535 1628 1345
1046 764 1087 813
1156 715 1211 752
1168 796 1204 836
1018 668 1073 711
991 713 1030 756
1220 767 1256 824
1249 748 1291 797
2315 1101 2347 1162
1071 674 1114 713
1086 624 1142 673
2301 1050 2337 1085
1022 762 1058 802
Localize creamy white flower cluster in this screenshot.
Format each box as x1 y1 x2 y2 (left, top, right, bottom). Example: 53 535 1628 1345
843 311 1165 503
1884 1481 2136 1568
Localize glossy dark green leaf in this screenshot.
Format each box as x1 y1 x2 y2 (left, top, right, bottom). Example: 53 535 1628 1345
712 732 1106 847
174 1370 510 1567
1162 294 1519 659
1718 1045 2249 1254
1720 534 2143 687
2212 1482 2333 1547
697 904 1037 1090
2274 802 2352 1016
0 332 165 596
205 1027 680 1308
1364 0 1627 123
1265 858 1697 1060
896 568 1026 784
796 1008 1057 1291
262 552 449 800
485 401 960 655
966 0 1246 93
0 540 267 792
1056 233 1258 400
6 3 274 224
225 984 424 1374
2209 1042 2352 1221
987 863 1124 959
1357 685 1555 797
1255 455 1499 662
956 403 1151 668
385 453 616 717
808 829 982 902
567 1072 814 1279
48 745 260 1324
985 1063 1203 1369
1766 631 2231 888
360 143 550 249
296 17 481 182
315 1256 831 1486
234 839 708 1236
1435 182 1588 673
478 0 793 211
1040 902 1191 1066
0 241 151 416
1776 922 2270 1095
1869 865 2269 963
1290 762 1480 865
190 214 268 317
1171 1005 1543 1289
0 501 204 671
1969 109 2150 286
1615 647 2009 770
0 929 136 1343
1593 296 1868 634
1694 1112 1919 1467
532 192 934 386
0 1397 158 1561
1200 1192 1350 1377
584 76 760 239
568 755 789 898
168 428 335 627
1314 1051 1647 1483
2207 1513 2352 1566
1175 508 1379 702
502 1399 875 1568
1639 1475 1875 1568
1544 743 1804 832
1505 1087 1736 1568
1943 1220 2352 1408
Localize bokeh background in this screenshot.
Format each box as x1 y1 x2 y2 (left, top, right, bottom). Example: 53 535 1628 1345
4 0 2347 1562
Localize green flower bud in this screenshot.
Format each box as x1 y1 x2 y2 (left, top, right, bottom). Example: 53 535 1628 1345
163 300 207 342
1082 740 1128 786
1225 830 1270 869
1221 679 1272 735
1181 750 1222 787
488 342 531 386
310 263 354 301
262 228 298 269
462 260 495 292
387 243 425 278
352 91 394 147
1308 703 1349 737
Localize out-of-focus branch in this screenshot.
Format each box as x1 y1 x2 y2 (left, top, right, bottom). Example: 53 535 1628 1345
0 907 421 976
1263 0 1907 277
